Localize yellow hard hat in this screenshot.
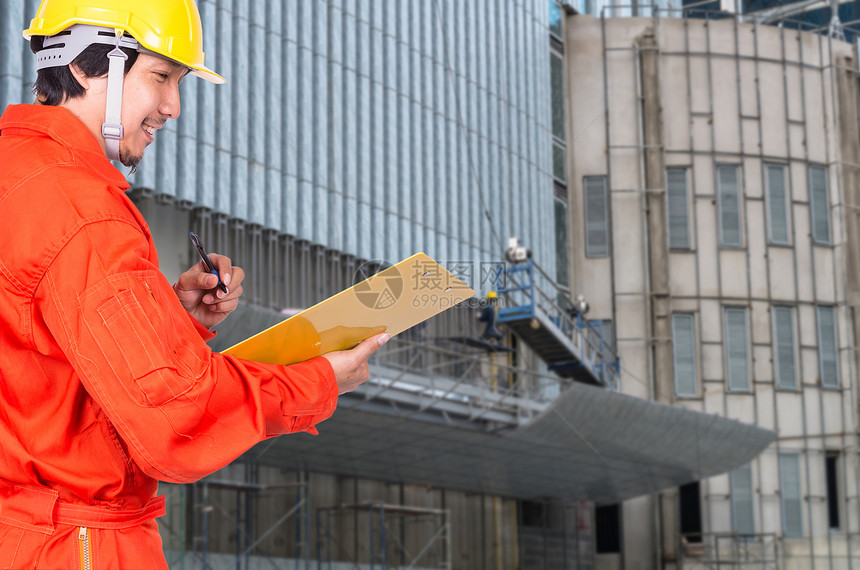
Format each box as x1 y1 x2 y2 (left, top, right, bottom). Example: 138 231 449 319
487 291 498 299
23 0 224 84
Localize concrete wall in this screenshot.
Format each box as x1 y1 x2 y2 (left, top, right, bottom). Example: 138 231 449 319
566 13 860 569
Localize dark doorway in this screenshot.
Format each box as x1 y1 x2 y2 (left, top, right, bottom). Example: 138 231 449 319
595 504 621 554
679 481 702 543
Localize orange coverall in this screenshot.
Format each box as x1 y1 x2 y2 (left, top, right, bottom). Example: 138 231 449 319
0 104 338 569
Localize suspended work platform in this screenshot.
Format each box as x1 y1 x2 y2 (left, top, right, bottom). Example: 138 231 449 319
496 259 619 388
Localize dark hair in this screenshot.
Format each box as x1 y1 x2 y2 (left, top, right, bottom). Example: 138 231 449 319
30 34 138 106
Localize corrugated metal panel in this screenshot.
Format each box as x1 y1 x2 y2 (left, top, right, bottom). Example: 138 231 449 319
248 0 267 227
196 0 218 209
0 2 25 112
214 1 234 215
264 0 283 230
2 0 556 278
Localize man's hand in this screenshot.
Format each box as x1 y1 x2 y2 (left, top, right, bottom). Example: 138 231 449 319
323 333 390 394
173 254 246 329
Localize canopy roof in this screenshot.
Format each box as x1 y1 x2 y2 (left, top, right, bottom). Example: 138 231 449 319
244 365 776 504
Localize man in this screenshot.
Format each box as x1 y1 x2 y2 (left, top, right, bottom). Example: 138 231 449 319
0 1 387 567
478 291 504 342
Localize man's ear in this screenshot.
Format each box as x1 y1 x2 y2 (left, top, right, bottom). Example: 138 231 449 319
68 63 90 91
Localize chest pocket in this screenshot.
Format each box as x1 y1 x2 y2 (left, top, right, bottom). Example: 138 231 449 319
89 271 210 407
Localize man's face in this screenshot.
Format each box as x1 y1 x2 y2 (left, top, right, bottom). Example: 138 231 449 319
117 53 187 170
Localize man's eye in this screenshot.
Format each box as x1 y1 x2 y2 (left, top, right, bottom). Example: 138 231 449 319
155 73 169 80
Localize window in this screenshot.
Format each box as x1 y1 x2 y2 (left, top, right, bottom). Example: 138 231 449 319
550 52 565 144
587 319 615 363
521 500 547 528
555 191 570 288
809 164 831 245
725 308 750 391
826 452 841 530
765 164 789 245
779 453 803 537
584 176 609 258
817 306 838 388
550 49 566 184
672 314 697 397
679 481 702 543
549 12 568 290
553 142 567 183
717 165 742 247
667 168 690 249
549 0 563 39
595 504 621 553
773 306 797 390
731 463 755 535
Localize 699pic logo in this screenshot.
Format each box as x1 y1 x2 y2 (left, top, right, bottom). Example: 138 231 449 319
352 260 403 310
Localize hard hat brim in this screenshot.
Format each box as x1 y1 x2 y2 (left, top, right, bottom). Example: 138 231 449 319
189 66 225 85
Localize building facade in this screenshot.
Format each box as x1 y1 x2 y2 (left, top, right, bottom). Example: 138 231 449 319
565 12 860 569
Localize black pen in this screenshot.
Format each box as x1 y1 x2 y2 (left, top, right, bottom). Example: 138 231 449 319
189 231 229 294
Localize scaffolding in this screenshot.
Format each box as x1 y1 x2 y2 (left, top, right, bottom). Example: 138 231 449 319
677 532 779 569
158 471 312 570
316 503 451 570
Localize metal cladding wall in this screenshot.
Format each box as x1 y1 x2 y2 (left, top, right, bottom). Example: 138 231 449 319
1 0 558 276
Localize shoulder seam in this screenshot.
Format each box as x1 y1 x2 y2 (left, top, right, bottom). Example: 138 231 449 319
0 160 77 212
21 215 146 297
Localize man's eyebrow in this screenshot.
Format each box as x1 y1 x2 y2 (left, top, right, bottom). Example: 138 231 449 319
155 61 192 82
167 60 192 77
151 58 190 75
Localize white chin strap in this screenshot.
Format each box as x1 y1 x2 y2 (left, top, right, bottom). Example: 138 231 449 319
102 31 129 162
37 24 140 162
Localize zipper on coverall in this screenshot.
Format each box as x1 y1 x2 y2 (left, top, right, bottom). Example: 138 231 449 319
78 527 92 570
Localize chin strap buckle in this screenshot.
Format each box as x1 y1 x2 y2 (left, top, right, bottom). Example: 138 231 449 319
103 29 130 161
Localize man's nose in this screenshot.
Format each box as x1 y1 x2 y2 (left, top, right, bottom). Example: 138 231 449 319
159 82 181 119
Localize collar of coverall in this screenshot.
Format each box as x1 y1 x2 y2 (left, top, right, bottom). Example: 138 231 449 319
0 104 130 189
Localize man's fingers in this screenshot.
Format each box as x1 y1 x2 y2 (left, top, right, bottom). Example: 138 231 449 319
176 257 241 296
208 297 239 314
176 268 218 292
228 266 245 288
209 254 235 287
203 285 244 305
351 333 390 360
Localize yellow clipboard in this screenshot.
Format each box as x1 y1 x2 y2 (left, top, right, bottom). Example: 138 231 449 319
221 253 476 365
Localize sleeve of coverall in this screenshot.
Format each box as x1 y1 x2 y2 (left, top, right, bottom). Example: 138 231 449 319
35 218 339 483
